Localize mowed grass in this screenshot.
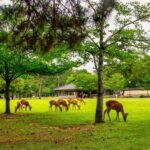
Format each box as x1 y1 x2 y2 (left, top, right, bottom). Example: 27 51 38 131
0 98 150 150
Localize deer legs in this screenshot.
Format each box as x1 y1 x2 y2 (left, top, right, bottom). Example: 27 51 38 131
104 108 121 121
116 111 120 121
104 108 111 121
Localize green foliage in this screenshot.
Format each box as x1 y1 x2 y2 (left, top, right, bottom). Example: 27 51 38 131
104 73 126 93
11 78 25 92
130 54 150 89
0 1 87 52
66 70 97 92
0 44 78 79
139 94 146 98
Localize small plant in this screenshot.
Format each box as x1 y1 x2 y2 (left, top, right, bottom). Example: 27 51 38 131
139 94 146 98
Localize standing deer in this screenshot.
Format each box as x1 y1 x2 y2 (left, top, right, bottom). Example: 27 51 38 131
67 98 80 110
49 100 62 112
104 100 128 122
77 98 86 105
57 99 69 111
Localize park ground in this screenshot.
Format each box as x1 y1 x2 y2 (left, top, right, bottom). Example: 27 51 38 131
0 98 150 150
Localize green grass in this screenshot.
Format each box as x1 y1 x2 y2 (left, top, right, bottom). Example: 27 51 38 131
0 98 150 150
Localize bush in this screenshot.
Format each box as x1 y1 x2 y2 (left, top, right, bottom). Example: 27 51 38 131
139 94 146 98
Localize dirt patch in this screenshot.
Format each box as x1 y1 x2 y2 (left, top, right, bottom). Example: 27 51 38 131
0 124 95 145
0 128 74 144
0 113 31 119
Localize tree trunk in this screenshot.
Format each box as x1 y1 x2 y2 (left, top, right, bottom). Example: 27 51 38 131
147 90 149 96
95 48 104 123
38 77 43 99
5 79 11 114
19 91 22 100
57 75 60 87
11 91 14 100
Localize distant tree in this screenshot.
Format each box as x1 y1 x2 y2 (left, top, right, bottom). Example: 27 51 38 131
130 54 150 95
104 73 126 95
103 49 139 88
10 78 25 99
66 70 97 95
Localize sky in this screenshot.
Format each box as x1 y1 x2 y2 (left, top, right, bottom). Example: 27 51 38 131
0 0 149 73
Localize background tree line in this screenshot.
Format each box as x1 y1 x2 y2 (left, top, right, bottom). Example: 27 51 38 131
0 49 149 99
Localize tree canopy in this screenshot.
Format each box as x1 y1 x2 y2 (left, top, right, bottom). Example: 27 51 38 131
66 70 97 92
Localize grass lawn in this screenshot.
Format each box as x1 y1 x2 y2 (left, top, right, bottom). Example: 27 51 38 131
0 97 150 150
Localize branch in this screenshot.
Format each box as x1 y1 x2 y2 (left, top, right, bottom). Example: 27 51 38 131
105 14 150 43
87 34 100 49
10 73 25 81
106 37 150 48
92 54 98 72
86 0 96 14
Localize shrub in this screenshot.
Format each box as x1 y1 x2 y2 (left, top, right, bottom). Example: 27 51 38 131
139 94 146 98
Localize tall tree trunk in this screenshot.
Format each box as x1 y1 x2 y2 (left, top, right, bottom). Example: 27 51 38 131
19 91 22 99
57 75 60 87
147 89 149 96
38 77 43 99
95 48 104 123
11 91 14 100
5 79 11 114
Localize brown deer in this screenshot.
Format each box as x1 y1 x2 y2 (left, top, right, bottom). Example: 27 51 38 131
15 100 32 112
20 99 32 111
57 99 69 111
15 101 23 112
67 98 80 110
49 100 62 112
104 100 128 122
77 98 86 105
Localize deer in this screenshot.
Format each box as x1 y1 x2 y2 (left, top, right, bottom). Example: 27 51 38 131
57 99 69 111
49 100 62 112
104 100 128 122
67 98 80 110
15 99 32 112
15 101 23 112
77 97 86 105
20 99 32 111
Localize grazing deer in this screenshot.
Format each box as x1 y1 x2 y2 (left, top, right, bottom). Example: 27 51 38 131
15 100 32 112
57 99 69 111
49 100 62 112
77 98 86 105
15 101 23 112
67 98 80 110
20 99 32 111
104 100 128 122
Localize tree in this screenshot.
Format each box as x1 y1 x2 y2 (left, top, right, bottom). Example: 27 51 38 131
0 45 30 113
1 1 150 122
130 54 150 95
76 1 150 123
66 70 97 96
10 77 25 99
104 73 125 95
